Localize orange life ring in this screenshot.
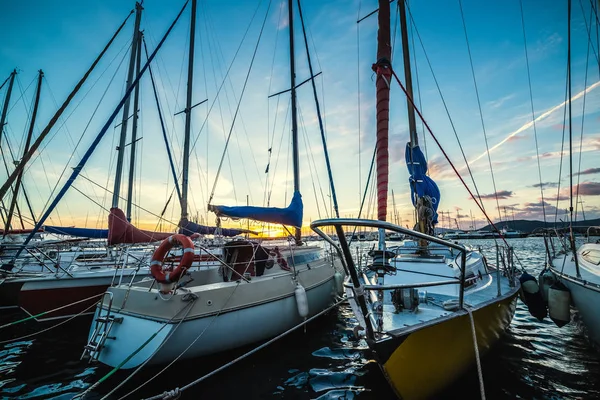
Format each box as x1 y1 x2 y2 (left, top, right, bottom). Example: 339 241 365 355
150 234 195 283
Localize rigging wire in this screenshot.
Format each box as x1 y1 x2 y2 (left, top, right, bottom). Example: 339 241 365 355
407 4 427 161
208 0 272 205
6 73 35 117
265 1 285 206
579 0 600 67
34 44 130 229
458 0 502 222
554 75 569 225
404 3 487 214
357 0 363 213
575 0 593 222
519 0 547 224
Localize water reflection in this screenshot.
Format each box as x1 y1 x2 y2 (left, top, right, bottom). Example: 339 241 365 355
0 238 599 399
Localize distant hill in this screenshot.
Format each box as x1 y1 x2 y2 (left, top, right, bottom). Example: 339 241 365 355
477 218 600 234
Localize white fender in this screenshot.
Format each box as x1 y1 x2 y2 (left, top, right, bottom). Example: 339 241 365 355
334 271 344 296
295 283 309 318
539 270 555 303
548 282 571 328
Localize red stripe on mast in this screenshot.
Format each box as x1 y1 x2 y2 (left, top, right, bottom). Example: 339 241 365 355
373 0 392 221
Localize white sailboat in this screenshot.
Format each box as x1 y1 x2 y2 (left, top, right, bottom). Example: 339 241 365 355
546 0 600 347
81 0 345 370
311 1 520 398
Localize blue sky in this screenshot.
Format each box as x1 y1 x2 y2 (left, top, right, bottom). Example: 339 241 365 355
0 0 598 234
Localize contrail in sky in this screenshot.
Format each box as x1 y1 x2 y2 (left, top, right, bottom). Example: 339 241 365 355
468 80 600 166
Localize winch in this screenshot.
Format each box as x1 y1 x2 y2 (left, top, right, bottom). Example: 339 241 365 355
391 288 427 312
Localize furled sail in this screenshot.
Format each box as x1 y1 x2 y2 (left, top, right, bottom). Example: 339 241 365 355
44 226 108 238
208 191 303 228
108 207 172 245
405 143 440 224
178 219 254 237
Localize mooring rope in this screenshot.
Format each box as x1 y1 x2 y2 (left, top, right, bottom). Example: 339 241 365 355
98 293 199 400
141 297 347 400
115 284 242 400
0 292 104 330
74 298 197 400
0 301 99 345
467 308 486 400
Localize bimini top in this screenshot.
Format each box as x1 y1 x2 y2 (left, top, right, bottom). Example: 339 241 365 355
208 190 303 228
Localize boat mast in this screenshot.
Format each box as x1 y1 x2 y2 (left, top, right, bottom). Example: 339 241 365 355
0 70 16 149
0 70 17 227
4 70 43 233
288 0 301 244
112 2 142 209
181 0 197 221
125 31 143 221
398 0 426 237
567 0 580 276
374 0 392 250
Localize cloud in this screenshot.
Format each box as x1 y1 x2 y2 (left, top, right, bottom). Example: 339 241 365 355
475 190 514 200
467 80 600 166
574 182 600 196
572 168 600 177
507 135 527 142
487 93 516 109
531 181 559 188
545 194 569 201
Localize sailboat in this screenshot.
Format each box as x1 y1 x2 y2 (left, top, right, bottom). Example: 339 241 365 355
311 1 520 398
81 0 345 370
545 0 600 347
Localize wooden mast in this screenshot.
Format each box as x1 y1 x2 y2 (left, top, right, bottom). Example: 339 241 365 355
374 0 392 249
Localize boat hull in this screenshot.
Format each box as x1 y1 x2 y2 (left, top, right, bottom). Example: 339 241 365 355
375 291 518 400
552 271 600 347
93 276 337 369
1 270 148 320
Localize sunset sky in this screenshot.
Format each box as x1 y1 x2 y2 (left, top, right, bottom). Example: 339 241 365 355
0 0 598 235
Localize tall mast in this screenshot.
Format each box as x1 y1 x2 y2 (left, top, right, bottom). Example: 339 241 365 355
181 0 197 221
4 70 43 233
374 0 392 249
112 2 142 209
567 0 580 276
288 0 301 243
398 0 429 241
0 70 16 148
399 0 417 147
126 32 143 221
0 70 17 228
296 0 339 219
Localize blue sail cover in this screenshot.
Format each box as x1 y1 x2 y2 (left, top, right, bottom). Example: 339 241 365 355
178 220 248 237
210 191 303 227
44 226 109 239
405 143 440 224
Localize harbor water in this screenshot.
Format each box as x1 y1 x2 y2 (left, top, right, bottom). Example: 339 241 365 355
1 237 600 399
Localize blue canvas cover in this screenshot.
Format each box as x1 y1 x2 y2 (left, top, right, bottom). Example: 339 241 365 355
178 220 248 237
44 226 109 239
210 191 303 228
405 143 440 224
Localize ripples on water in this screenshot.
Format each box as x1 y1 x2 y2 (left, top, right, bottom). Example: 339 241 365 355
1 238 600 399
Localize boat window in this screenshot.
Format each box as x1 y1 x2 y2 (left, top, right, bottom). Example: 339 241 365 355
289 251 321 265
581 249 600 266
